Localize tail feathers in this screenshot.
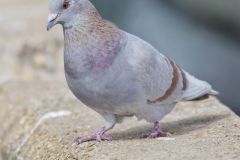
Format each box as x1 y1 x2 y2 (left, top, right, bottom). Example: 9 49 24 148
209 90 219 95
181 72 219 101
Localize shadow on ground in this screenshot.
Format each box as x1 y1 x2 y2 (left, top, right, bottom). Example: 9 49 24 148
111 113 231 141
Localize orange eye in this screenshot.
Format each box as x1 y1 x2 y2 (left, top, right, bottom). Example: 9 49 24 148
63 2 70 9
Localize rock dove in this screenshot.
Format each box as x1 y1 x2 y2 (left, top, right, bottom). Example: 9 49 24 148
47 0 218 143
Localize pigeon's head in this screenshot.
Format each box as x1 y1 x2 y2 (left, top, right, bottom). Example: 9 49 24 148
47 0 95 31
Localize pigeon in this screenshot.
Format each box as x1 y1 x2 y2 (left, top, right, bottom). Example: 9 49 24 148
47 0 218 143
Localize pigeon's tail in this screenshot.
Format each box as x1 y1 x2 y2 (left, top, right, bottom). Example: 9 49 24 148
181 72 219 101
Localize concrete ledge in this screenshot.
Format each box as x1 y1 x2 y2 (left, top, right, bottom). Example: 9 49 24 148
0 81 240 160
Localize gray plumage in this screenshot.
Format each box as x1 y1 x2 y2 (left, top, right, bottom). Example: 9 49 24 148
47 0 218 143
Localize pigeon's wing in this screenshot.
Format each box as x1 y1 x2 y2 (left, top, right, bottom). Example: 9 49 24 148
124 32 217 104
124 32 184 104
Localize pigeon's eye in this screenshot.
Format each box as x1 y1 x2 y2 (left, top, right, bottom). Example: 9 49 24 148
63 2 70 9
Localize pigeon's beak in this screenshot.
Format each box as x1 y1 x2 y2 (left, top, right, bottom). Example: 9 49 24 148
47 13 58 31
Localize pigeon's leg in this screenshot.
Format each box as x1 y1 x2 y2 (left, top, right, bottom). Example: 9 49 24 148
75 113 116 144
142 121 169 138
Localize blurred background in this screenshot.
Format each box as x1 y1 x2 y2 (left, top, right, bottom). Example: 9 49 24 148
0 0 239 114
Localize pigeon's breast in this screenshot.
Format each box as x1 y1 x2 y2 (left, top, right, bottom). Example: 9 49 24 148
64 54 144 114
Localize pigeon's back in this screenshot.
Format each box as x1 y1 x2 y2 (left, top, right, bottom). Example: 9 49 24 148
123 31 218 105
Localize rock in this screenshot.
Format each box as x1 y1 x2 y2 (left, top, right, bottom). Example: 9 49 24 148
0 80 240 160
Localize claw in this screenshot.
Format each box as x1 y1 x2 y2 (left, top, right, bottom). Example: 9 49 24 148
142 121 170 138
74 127 113 144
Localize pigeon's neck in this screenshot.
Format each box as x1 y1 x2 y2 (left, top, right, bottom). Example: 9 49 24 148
63 12 126 72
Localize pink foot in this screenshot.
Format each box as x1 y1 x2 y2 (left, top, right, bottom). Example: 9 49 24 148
142 122 170 138
75 127 113 144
